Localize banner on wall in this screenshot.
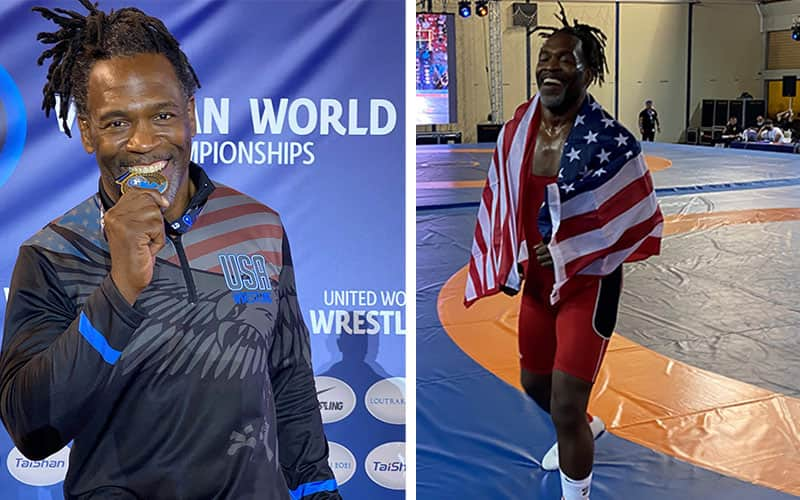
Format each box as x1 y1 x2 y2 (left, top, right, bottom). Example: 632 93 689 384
0 1 405 498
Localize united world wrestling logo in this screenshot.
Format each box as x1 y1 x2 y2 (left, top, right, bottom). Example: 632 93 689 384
0 65 27 189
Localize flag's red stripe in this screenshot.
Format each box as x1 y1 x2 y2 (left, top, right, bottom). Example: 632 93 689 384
557 171 654 240
492 151 507 254
209 186 242 199
481 174 495 225
468 258 484 296
625 235 662 263
474 170 494 258
193 203 277 230
563 210 663 277
474 217 489 258
183 224 283 261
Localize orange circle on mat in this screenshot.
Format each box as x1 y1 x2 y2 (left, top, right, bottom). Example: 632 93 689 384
643 155 671 171
436 207 800 495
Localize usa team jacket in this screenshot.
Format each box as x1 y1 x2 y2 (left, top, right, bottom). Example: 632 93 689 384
0 165 340 499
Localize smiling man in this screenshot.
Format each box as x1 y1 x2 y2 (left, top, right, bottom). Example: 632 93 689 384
465 4 662 499
0 1 339 499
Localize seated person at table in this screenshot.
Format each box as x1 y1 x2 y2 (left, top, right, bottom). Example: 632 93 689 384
718 116 742 146
757 120 784 144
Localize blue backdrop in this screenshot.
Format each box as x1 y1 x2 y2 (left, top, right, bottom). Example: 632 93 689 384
0 1 405 498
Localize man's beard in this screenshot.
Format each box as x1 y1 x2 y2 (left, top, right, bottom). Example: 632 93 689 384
540 84 583 115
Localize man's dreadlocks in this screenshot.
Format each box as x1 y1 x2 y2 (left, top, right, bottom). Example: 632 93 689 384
533 2 608 86
33 0 200 137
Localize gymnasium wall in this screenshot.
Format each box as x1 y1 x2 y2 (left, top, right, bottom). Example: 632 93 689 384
618 2 689 143
419 0 763 144
690 2 763 126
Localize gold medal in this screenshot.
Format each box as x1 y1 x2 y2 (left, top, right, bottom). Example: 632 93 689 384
117 171 169 195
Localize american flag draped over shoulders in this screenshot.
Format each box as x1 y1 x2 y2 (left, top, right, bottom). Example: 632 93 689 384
465 93 663 307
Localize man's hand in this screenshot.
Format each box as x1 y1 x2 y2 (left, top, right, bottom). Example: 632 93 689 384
104 188 170 305
534 242 553 268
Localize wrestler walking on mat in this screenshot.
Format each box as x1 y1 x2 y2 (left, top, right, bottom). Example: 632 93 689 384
465 4 663 499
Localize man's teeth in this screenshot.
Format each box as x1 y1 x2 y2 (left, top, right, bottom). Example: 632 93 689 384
544 78 562 85
129 160 167 174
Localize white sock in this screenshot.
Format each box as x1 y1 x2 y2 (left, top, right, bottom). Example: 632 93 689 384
560 470 592 500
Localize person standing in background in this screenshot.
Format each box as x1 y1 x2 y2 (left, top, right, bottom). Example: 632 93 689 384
638 100 660 142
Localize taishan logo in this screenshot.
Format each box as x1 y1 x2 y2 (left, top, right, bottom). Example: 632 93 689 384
365 442 405 490
218 254 273 304
7 446 70 487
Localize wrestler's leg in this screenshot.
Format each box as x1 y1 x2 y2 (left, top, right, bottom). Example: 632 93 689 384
530 279 602 472
551 369 594 480
550 268 622 497
518 292 557 413
521 369 552 413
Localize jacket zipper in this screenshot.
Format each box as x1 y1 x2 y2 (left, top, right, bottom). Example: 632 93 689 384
170 234 197 304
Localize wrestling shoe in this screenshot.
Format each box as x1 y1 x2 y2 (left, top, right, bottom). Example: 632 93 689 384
541 415 605 471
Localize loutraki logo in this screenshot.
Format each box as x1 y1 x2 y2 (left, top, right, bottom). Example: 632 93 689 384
218 254 274 304
0 65 27 189
365 377 405 425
